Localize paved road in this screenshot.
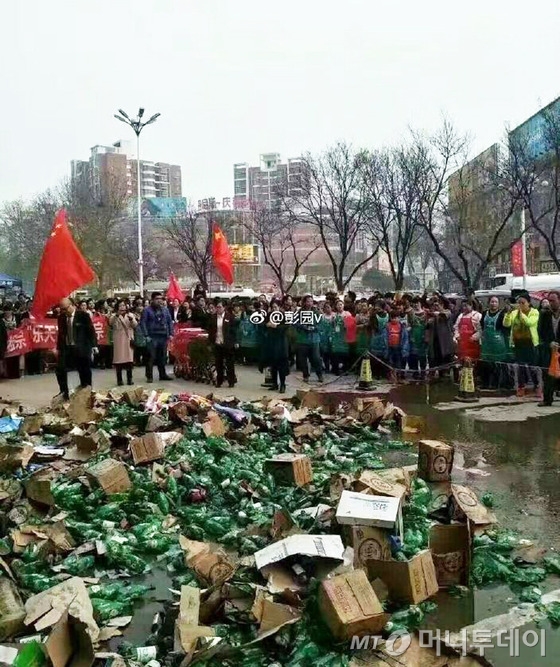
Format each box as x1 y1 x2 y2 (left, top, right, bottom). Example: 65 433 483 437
0 365 318 408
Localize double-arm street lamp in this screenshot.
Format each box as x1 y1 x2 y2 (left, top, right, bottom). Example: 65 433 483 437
114 108 160 296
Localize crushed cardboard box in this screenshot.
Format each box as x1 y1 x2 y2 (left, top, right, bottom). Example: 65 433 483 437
353 471 407 499
429 523 471 588
449 485 497 526
319 569 390 640
179 537 236 586
366 549 439 604
254 534 345 571
0 578 26 641
130 433 166 465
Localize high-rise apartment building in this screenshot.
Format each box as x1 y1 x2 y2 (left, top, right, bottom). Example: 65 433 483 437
233 152 303 209
71 140 182 203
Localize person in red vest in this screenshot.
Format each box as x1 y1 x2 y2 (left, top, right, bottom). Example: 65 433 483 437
387 310 409 377
454 299 482 362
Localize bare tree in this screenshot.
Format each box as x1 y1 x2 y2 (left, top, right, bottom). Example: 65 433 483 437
362 146 425 289
62 175 130 293
281 142 379 291
244 202 319 294
414 121 522 292
0 191 60 285
164 207 234 289
509 103 560 270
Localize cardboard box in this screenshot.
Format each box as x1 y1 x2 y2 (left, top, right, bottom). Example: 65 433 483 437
366 550 439 604
418 440 454 482
24 470 55 506
429 524 471 588
449 484 496 526
318 569 389 640
264 454 313 487
336 491 403 538
179 537 236 586
353 471 407 498
174 585 214 653
86 459 131 495
348 525 392 569
254 534 345 570
0 578 26 640
130 433 166 465
427 482 452 517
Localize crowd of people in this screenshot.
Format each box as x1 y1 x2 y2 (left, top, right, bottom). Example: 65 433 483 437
2 286 560 406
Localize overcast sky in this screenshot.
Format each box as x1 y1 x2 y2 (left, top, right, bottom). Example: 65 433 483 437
2 0 559 205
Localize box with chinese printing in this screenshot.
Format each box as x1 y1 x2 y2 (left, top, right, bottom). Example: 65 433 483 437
336 491 403 539
366 549 439 605
429 523 471 588
318 569 390 640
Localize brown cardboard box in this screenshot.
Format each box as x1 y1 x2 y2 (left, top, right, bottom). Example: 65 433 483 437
418 440 454 482
427 482 452 517
24 470 55 506
318 570 389 640
429 523 471 588
366 550 439 604
86 459 131 495
264 454 313 487
449 484 497 526
44 612 95 667
174 585 215 653
348 525 392 569
353 471 407 498
130 433 166 465
179 537 236 586
201 411 227 437
0 578 26 640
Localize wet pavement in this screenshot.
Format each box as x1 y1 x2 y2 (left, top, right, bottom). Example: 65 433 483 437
392 381 560 665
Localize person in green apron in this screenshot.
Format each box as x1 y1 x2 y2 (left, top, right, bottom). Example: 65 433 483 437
331 300 349 375
318 301 334 373
503 292 541 398
239 305 258 364
369 300 389 378
479 296 511 389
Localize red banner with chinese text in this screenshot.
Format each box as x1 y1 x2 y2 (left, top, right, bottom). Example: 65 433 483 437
92 315 109 346
6 327 33 358
511 240 524 278
28 318 59 350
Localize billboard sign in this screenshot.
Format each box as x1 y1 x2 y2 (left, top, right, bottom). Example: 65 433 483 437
509 97 560 161
129 197 187 219
230 244 258 264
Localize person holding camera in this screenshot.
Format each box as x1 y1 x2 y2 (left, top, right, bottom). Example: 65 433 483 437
109 299 137 386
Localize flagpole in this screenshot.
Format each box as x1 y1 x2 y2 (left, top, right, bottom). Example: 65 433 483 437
114 108 161 298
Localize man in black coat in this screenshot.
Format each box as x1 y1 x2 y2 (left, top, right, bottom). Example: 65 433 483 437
538 290 560 406
56 297 98 399
207 301 238 387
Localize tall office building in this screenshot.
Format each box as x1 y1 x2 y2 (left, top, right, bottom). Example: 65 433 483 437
233 152 303 209
71 140 182 204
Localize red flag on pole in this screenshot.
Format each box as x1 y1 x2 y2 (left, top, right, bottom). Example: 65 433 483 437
211 224 234 285
167 273 185 302
511 240 524 278
31 209 95 318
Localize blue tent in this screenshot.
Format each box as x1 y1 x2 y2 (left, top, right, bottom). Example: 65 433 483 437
0 273 23 289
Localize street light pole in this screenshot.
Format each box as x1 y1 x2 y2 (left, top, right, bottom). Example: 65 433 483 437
114 108 161 297
521 206 527 291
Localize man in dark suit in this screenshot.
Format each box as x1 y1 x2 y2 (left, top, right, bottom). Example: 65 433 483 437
56 297 98 399
538 290 560 406
207 301 238 387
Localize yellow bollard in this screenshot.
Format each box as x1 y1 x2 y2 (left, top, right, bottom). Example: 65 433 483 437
456 360 478 403
358 355 375 390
